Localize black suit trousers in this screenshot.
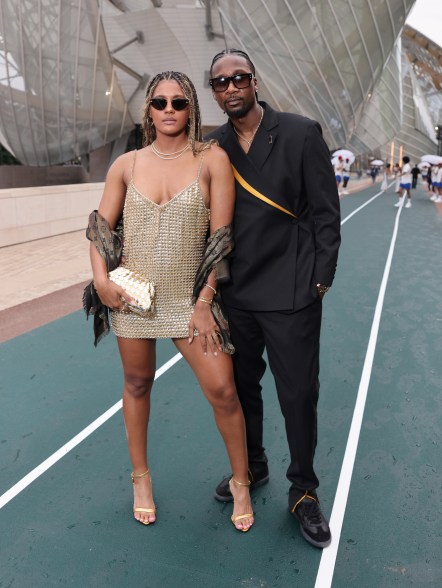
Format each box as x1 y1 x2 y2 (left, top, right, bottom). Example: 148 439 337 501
226 299 322 503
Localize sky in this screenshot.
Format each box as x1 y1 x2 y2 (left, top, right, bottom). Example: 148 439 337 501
406 0 442 47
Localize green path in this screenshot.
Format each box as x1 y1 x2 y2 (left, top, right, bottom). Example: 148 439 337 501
331 187 442 588
0 184 441 587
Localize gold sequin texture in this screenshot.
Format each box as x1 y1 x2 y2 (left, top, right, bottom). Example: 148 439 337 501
111 178 210 339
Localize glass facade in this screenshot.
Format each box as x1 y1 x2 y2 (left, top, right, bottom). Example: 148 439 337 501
348 41 403 156
0 0 441 166
397 26 442 161
0 0 132 165
216 0 415 151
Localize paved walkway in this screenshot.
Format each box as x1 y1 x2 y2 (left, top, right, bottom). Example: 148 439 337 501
0 229 91 312
1 179 441 587
0 230 91 343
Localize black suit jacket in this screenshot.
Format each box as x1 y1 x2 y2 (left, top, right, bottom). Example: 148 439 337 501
206 102 341 312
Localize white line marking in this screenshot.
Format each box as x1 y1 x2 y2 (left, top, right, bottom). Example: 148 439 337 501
315 204 404 588
0 352 183 510
341 181 394 226
0 183 391 513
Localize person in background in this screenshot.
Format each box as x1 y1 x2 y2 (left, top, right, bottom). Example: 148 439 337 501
206 48 341 549
427 165 433 195
334 155 344 194
411 163 420 189
430 162 442 203
393 162 401 193
381 163 390 191
341 158 351 194
395 155 412 208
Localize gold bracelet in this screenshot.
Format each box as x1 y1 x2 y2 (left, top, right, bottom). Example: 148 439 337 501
203 282 217 295
197 296 213 305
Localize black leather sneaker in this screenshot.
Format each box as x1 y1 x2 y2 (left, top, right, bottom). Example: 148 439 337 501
290 493 331 548
214 465 270 502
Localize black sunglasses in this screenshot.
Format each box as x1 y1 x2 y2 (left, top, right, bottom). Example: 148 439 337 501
209 73 253 93
150 97 189 111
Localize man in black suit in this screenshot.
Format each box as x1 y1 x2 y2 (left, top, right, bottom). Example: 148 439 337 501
411 164 420 189
206 49 341 548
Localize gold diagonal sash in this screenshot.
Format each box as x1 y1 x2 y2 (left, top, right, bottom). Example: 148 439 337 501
232 165 298 219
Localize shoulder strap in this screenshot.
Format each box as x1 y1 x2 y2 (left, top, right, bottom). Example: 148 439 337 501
197 150 205 180
130 150 137 181
221 127 301 218
232 165 298 219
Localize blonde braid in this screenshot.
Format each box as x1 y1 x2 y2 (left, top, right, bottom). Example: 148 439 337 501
142 71 204 155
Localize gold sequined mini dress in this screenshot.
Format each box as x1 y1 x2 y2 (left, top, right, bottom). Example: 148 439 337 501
111 150 209 339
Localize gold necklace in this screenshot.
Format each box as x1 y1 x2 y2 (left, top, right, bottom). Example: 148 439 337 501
234 106 264 147
151 140 190 159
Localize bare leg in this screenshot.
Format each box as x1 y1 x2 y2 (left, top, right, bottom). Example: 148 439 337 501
117 337 156 524
174 337 254 531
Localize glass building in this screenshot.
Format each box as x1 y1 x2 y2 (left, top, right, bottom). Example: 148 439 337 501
0 0 440 170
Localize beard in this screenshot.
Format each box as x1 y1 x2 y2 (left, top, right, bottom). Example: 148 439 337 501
224 98 254 119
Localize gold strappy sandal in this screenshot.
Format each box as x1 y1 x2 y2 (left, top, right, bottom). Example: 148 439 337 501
131 469 156 526
229 477 254 532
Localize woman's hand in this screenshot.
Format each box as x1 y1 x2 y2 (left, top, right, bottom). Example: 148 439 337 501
188 302 222 356
94 277 132 311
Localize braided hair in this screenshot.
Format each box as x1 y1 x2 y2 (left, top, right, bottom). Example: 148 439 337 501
142 71 203 154
209 48 256 77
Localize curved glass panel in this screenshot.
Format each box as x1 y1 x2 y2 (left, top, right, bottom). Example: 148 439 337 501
349 41 403 154
0 0 132 165
1 0 441 167
387 52 438 163
216 0 415 150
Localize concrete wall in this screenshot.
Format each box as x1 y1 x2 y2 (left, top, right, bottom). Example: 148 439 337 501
0 165 90 189
0 183 104 247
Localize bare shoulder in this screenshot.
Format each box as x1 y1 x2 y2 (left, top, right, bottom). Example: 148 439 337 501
200 142 231 169
106 149 139 185
107 150 134 176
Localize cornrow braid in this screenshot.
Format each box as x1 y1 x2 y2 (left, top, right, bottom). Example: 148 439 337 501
210 48 256 77
142 71 203 155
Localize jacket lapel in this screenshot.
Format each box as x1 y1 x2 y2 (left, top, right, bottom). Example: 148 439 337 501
217 122 242 162
248 102 279 170
216 104 300 217
217 102 278 172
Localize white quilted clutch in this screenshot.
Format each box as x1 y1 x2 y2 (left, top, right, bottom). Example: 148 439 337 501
108 266 155 316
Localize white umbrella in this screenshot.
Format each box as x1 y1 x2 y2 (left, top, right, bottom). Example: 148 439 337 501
421 154 442 165
370 159 384 166
418 162 430 170
333 149 355 164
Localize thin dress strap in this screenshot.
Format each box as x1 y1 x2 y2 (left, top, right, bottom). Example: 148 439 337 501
130 150 137 182
197 150 205 180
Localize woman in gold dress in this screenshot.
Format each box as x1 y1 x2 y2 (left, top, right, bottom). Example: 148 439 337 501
89 71 254 532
